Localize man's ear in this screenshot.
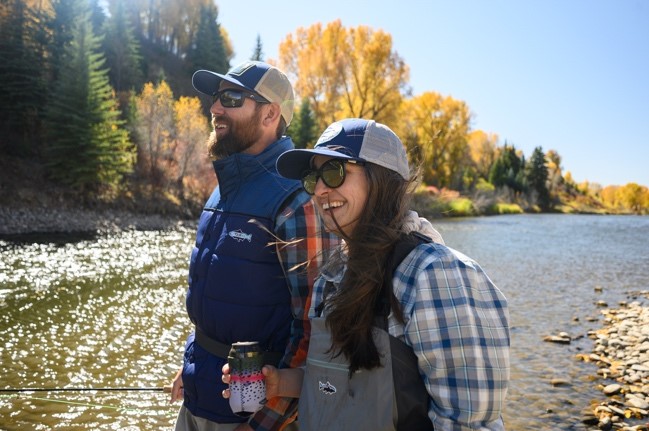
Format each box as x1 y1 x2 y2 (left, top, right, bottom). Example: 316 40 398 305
262 103 281 126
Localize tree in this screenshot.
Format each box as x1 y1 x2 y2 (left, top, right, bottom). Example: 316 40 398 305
525 146 551 210
173 95 211 196
103 0 143 93
397 92 471 189
49 0 81 83
545 149 564 202
187 3 228 75
43 7 134 192
278 20 409 131
133 81 175 185
289 98 318 149
0 0 51 155
467 130 499 181
617 183 649 214
251 34 264 61
489 144 525 193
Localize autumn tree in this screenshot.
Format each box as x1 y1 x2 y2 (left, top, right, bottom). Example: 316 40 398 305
397 92 471 189
134 81 175 186
278 20 409 131
599 185 618 208
467 130 499 180
173 95 211 198
617 183 649 214
545 149 565 201
43 5 134 192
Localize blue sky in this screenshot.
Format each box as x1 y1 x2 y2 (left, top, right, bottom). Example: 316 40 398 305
215 0 648 187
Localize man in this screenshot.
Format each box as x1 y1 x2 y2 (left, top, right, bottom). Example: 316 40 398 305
170 61 337 431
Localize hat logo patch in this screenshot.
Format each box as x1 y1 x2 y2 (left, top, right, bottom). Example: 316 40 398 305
228 61 255 77
315 123 343 146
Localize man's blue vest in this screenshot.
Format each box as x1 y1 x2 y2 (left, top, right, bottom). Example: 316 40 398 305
182 137 302 423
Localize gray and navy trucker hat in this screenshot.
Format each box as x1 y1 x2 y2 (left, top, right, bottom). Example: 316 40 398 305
192 61 295 126
276 118 410 180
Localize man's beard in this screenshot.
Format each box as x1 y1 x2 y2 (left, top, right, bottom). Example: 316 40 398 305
208 107 264 159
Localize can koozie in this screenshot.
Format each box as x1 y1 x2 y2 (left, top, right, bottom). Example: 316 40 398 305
227 341 266 417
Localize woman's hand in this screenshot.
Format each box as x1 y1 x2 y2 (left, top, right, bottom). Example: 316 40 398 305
221 363 300 400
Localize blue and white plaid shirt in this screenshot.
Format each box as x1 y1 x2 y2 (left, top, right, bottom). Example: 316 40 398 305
310 241 510 431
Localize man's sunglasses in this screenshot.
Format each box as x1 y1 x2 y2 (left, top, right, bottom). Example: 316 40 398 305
301 159 363 195
212 89 269 108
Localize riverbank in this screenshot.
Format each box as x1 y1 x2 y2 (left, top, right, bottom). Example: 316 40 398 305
578 291 649 431
0 205 194 237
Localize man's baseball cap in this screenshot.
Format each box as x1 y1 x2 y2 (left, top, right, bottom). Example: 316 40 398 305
276 118 410 180
192 61 295 126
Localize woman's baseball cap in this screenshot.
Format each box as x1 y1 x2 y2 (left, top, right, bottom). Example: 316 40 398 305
192 61 295 126
276 118 410 180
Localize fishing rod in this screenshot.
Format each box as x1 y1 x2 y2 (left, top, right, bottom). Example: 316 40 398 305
0 386 172 393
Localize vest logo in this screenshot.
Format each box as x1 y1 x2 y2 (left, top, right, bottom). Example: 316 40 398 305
318 381 337 395
228 229 252 242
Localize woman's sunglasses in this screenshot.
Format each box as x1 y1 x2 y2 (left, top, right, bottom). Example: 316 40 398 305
301 159 363 195
212 89 269 108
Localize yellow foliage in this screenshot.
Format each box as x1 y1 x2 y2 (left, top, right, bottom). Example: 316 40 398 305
397 92 471 188
616 182 649 213
134 81 176 180
173 96 211 184
278 20 408 131
467 130 499 179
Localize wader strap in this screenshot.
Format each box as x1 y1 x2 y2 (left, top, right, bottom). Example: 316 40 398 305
194 327 284 366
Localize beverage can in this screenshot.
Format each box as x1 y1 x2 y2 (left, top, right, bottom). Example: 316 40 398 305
227 341 266 417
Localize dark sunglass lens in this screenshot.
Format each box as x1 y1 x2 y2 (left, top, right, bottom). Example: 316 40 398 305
220 90 244 107
321 161 345 188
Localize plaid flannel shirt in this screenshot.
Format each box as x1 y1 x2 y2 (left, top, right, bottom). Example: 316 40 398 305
310 241 510 431
248 193 338 431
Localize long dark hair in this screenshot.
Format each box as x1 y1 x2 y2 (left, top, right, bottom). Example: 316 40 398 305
324 162 416 373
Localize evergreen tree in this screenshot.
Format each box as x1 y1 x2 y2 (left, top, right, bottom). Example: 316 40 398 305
44 6 134 192
488 144 525 192
526 146 551 210
49 0 81 83
188 4 228 73
0 0 50 155
103 0 144 93
289 98 318 149
251 34 264 61
88 0 106 35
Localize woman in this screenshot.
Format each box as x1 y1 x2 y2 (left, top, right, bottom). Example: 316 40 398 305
224 118 510 430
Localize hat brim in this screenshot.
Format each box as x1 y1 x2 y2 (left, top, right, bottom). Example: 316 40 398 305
276 148 360 179
192 70 253 96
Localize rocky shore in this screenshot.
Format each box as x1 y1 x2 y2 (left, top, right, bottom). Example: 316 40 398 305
577 291 649 431
0 205 195 237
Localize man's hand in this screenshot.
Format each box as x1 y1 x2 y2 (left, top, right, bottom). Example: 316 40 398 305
169 366 184 403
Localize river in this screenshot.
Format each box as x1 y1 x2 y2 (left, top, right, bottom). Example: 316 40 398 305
1 214 648 430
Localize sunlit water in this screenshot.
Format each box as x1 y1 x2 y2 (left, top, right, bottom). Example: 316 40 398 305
0 214 648 430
